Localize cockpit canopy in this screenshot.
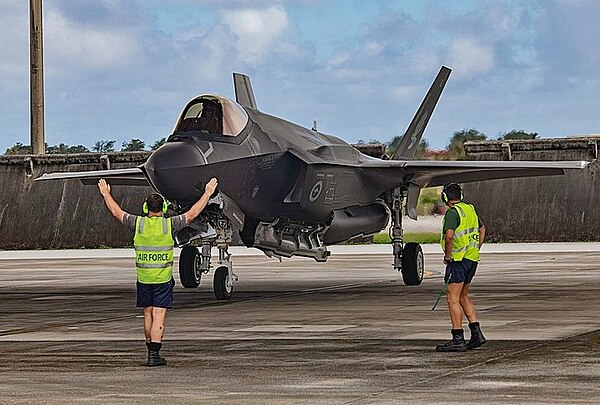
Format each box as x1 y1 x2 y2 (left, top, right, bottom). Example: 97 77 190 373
173 95 249 137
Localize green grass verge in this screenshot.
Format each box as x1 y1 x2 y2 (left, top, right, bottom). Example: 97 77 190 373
372 232 439 244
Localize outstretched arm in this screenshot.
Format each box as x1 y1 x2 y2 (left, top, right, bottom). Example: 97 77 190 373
184 178 219 224
98 179 126 224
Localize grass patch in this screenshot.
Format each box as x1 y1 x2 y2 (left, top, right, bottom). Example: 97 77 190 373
373 232 439 244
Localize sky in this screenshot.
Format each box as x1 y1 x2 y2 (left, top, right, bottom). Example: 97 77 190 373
1 0 599 153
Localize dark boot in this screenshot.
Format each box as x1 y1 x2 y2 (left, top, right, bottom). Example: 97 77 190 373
146 342 167 367
467 322 487 350
436 329 467 352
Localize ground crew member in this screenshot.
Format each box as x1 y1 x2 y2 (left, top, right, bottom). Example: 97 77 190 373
98 177 218 366
436 182 487 352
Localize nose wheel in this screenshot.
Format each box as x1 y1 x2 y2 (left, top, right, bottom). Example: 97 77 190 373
213 265 234 300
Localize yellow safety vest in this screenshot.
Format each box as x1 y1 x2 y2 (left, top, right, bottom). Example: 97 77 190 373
134 216 174 284
440 202 481 262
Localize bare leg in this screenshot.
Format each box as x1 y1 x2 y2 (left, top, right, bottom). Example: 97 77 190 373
143 307 153 342
150 307 168 343
460 284 477 323
446 282 464 329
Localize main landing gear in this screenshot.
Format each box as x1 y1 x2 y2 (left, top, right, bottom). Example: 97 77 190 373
178 217 238 300
387 187 425 286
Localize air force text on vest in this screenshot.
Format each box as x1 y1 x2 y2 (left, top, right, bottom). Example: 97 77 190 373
137 252 171 262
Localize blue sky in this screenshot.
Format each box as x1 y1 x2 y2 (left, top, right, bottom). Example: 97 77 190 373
1 0 599 153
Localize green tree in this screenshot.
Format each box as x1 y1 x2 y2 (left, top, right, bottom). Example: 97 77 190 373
67 144 90 153
121 138 146 151
47 143 69 154
151 137 166 151
447 128 487 159
46 144 90 154
5 142 32 155
498 130 538 140
93 140 115 152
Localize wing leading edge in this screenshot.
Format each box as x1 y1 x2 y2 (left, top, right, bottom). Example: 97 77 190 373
36 167 149 186
401 159 589 187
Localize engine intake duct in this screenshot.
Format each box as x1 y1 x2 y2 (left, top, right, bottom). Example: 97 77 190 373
322 203 390 245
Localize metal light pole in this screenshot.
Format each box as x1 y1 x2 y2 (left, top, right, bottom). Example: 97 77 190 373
30 0 45 155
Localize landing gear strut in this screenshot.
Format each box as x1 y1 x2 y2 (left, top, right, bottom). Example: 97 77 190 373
387 187 424 286
212 244 236 300
177 211 238 300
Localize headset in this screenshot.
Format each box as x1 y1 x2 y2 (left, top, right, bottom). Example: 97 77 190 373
441 183 464 205
142 193 168 214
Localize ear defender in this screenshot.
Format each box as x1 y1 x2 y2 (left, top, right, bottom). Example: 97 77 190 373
142 195 167 214
441 183 463 204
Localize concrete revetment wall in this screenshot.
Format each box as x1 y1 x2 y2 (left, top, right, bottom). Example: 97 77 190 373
463 137 600 242
2 137 597 248
0 153 152 249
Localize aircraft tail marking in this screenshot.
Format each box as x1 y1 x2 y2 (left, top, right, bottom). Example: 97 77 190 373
392 66 451 160
233 73 258 110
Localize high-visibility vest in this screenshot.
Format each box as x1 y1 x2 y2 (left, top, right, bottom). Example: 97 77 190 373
133 216 174 284
440 202 481 262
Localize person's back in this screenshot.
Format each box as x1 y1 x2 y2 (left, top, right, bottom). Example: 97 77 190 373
97 178 218 366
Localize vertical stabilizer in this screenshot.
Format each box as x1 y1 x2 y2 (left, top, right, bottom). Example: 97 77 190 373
392 66 451 160
233 73 258 110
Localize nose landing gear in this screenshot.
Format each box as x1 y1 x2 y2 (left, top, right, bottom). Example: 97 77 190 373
177 213 238 300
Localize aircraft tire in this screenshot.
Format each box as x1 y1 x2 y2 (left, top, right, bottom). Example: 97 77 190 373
401 242 424 286
179 246 201 288
213 266 233 300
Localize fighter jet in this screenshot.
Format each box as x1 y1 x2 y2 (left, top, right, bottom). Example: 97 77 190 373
37 66 589 300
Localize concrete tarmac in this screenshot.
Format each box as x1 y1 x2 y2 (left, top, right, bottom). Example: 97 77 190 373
1 244 600 404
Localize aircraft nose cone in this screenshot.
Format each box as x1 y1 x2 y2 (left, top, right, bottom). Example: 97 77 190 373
145 141 208 202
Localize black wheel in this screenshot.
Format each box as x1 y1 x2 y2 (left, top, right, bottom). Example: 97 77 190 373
179 246 201 288
213 266 233 300
401 242 424 286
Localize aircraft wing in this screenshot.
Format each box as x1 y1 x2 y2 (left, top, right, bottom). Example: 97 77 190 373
290 150 589 220
374 159 589 219
35 167 150 186
400 159 590 187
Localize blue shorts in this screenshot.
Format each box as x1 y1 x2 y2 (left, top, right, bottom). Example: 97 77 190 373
444 259 478 284
136 278 175 308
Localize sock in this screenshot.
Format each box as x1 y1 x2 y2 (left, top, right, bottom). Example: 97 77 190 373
148 342 162 352
451 329 464 338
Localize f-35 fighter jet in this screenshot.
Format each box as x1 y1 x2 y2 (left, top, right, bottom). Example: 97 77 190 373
37 66 588 299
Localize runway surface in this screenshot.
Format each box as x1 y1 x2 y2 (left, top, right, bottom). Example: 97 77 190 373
1 244 600 404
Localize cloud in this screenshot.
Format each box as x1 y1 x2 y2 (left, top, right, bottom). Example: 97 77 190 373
45 9 142 72
220 5 290 61
447 37 495 79
0 2 29 93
